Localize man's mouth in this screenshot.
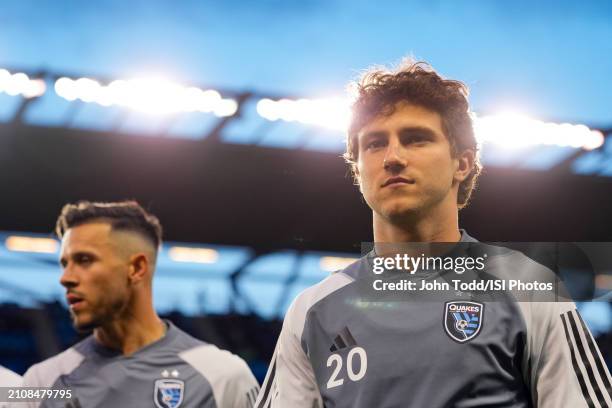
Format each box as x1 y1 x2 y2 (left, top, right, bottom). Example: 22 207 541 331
382 177 416 187
66 293 85 308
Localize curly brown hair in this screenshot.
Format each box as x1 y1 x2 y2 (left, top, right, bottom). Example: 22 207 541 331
344 60 481 209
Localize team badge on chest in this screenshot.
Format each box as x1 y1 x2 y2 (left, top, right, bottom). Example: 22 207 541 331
444 301 484 343
154 379 185 408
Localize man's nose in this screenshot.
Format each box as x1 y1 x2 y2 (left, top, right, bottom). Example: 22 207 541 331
60 265 78 288
383 138 407 173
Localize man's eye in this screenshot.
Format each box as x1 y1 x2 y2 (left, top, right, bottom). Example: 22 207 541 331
404 135 429 144
366 140 385 149
77 255 92 264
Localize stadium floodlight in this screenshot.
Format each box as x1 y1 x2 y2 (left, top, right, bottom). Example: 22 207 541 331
168 246 219 264
213 98 239 117
5 236 59 254
53 76 238 117
74 77 102 103
0 69 46 99
320 256 359 272
474 112 604 151
54 77 78 101
256 97 351 131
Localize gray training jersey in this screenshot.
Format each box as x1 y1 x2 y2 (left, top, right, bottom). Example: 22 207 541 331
0 365 22 387
17 321 259 408
1 366 22 408
256 232 612 408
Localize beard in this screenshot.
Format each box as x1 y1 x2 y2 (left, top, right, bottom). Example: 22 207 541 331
378 184 452 222
70 291 131 332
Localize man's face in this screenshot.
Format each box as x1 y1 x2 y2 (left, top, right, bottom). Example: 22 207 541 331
356 103 461 220
59 223 131 331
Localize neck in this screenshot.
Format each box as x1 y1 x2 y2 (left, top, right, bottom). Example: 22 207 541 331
94 298 165 356
373 197 461 243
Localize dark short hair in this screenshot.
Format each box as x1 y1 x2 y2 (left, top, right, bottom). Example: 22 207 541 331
344 60 481 209
55 201 163 248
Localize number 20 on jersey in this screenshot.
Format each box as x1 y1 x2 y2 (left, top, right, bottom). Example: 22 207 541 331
326 346 368 389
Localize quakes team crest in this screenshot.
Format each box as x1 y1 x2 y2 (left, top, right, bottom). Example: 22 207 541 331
444 301 484 343
154 379 185 408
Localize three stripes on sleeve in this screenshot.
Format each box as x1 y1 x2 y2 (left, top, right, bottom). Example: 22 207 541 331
561 309 612 408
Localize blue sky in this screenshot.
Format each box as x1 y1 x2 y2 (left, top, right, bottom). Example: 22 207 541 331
1 0 611 124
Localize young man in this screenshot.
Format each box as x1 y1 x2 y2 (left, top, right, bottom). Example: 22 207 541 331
255 61 612 407
18 201 259 408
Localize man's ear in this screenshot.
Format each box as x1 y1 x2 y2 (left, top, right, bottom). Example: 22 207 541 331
128 254 149 284
353 164 362 189
454 149 475 183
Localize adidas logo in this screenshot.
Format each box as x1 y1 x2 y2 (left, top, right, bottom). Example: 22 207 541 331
329 327 357 352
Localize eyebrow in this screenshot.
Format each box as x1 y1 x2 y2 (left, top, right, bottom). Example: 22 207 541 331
360 126 439 142
59 250 96 265
360 130 388 141
398 126 438 138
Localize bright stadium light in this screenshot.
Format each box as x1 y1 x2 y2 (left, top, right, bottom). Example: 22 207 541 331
55 77 78 101
0 69 46 98
168 246 219 264
118 77 185 114
213 98 238 117
53 75 237 117
182 87 206 112
74 77 102 103
256 97 351 131
320 256 358 272
4 73 30 96
0 69 10 90
474 112 604 151
5 236 59 254
21 79 46 98
256 98 281 121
